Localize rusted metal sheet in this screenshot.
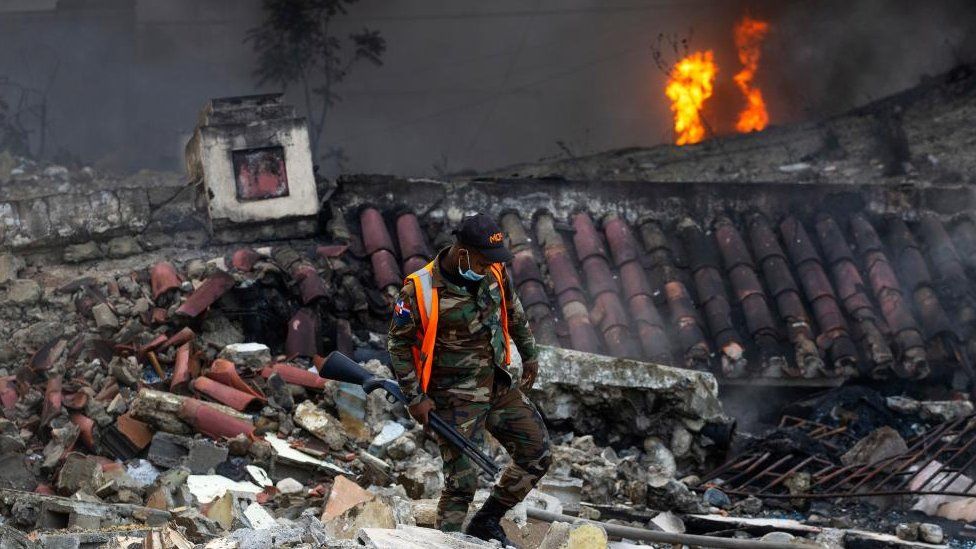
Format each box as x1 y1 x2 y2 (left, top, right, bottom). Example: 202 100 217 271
261 362 326 390
285 307 319 359
778 216 856 375
371 249 403 291
175 271 235 318
150 262 181 300
814 214 894 378
681 220 746 377
192 377 262 412
360 207 395 255
179 398 255 440
395 212 432 272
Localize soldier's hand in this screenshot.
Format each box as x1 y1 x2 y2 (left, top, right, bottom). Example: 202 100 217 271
520 359 539 391
408 397 435 426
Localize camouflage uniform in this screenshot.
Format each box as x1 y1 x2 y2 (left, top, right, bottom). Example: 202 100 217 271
388 247 552 531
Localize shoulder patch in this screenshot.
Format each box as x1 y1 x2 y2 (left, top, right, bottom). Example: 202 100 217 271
393 298 412 326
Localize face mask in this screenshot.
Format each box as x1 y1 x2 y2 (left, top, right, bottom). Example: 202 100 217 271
458 249 486 281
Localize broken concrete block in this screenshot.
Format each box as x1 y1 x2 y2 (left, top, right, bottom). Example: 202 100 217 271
148 432 229 474
0 253 24 284
206 491 238 531
358 525 494 548
643 436 677 488
185 475 262 504
4 279 41 305
918 523 943 544
368 420 406 457
63 241 103 263
294 400 349 451
920 400 974 422
276 477 303 494
106 236 143 258
538 474 583 515
841 426 908 466
335 382 369 441
322 475 374 521
55 453 102 496
218 343 271 370
397 454 444 499
92 302 120 330
538 521 609 549
243 501 276 530
895 522 918 541
325 499 396 540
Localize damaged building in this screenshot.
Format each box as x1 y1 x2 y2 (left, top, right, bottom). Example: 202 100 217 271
0 63 975 548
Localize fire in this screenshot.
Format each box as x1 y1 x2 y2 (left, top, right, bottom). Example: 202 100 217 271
733 16 769 133
665 50 717 146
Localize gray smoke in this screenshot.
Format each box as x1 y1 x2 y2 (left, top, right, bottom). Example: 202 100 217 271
0 0 971 178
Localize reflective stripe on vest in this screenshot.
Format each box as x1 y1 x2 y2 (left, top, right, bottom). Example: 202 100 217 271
406 260 511 392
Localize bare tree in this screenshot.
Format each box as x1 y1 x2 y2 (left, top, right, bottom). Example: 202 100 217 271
246 0 385 165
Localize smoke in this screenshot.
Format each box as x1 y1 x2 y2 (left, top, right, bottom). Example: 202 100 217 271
0 1 972 177
760 0 976 120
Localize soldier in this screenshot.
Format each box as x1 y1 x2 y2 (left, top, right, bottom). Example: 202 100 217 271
388 213 551 546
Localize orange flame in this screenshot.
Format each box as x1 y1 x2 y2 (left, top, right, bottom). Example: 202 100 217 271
733 16 770 133
665 50 717 145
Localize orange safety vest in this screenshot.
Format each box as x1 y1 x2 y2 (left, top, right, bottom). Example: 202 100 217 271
406 260 511 392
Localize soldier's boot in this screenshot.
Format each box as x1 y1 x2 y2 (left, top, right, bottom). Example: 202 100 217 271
464 496 515 547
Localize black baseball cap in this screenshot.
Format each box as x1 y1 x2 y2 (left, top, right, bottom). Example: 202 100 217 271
453 213 513 262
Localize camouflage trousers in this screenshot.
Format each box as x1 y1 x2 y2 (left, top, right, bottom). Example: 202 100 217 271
431 379 552 531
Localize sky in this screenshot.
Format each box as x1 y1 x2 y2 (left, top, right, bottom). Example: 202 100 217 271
0 0 972 177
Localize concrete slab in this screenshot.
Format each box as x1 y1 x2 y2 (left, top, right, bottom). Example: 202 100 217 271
358 525 496 548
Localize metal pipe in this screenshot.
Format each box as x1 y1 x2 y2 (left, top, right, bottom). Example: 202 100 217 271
525 508 806 549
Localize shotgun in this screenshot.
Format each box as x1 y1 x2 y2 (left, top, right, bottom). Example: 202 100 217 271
318 351 500 477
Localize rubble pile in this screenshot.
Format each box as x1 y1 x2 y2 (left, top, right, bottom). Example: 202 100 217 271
693 386 976 543
0 245 739 547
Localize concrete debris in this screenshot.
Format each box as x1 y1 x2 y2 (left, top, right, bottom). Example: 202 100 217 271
840 426 909 466
4 107 976 546
358 525 496 548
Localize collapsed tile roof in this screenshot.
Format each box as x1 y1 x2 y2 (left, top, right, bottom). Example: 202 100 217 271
328 175 976 387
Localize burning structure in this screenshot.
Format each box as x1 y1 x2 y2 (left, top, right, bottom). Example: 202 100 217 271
0 50 975 548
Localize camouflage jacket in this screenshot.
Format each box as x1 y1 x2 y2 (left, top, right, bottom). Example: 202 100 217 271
387 247 539 405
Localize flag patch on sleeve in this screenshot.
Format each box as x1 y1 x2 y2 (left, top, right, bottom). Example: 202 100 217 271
394 299 412 325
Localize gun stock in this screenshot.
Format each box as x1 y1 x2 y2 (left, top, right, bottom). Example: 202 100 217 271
318 351 500 477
